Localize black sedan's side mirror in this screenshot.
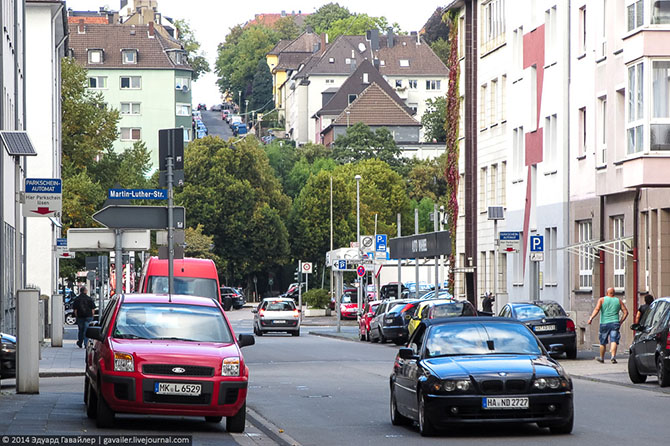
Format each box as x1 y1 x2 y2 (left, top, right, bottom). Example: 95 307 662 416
630 323 641 331
238 334 255 348
398 347 419 360
86 326 104 342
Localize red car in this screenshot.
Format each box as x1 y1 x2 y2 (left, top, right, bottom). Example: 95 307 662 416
339 288 360 319
358 300 381 341
84 294 254 431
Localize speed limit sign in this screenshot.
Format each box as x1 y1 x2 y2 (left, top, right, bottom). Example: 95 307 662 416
302 262 313 274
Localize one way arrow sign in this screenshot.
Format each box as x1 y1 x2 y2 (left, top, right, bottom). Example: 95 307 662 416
92 205 185 230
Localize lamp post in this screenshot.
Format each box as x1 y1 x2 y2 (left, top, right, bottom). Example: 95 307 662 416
245 99 249 123
355 174 362 314
238 91 242 112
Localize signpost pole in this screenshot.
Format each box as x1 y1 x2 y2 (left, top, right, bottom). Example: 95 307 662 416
298 261 303 321
434 204 439 292
415 208 419 299
115 230 123 296
494 220 498 313
397 213 402 300
167 155 174 297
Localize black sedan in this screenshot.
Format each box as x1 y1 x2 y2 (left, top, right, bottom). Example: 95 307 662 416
390 318 574 436
1 332 16 379
628 297 670 387
369 299 419 345
499 301 577 359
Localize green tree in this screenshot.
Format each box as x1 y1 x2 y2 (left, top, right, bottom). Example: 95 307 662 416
326 14 399 41
303 3 352 34
176 136 291 283
274 16 301 40
250 58 273 112
184 224 222 265
430 38 450 66
422 8 450 45
407 157 447 202
215 25 279 105
421 96 447 143
285 157 337 199
333 122 401 166
264 140 298 191
174 19 210 80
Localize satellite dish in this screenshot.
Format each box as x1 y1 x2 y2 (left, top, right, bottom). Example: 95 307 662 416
358 42 366 52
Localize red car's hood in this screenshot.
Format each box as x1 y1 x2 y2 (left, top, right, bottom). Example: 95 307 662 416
110 338 240 366
341 304 358 310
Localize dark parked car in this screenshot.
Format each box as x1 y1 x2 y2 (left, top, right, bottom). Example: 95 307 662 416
380 283 408 300
84 293 254 430
390 318 574 436
499 301 577 359
628 297 670 387
1 332 16 379
197 103 207 111
220 287 245 310
369 299 420 345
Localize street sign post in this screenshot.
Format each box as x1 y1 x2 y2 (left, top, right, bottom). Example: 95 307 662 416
499 231 521 252
108 189 167 200
360 235 375 253
23 178 62 217
302 262 313 274
92 205 185 230
375 234 387 252
357 265 366 277
55 238 74 259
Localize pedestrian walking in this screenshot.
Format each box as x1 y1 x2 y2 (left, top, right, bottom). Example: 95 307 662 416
72 286 96 348
587 287 628 363
482 292 495 314
635 293 654 324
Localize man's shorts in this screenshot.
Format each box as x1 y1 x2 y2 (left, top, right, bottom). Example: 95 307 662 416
599 322 621 345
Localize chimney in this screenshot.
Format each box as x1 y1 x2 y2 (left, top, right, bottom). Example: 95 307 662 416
78 19 85 34
320 33 327 55
306 25 313 34
148 21 155 37
387 27 394 48
367 29 379 51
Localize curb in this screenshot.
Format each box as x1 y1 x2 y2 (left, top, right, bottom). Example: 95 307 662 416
39 371 85 378
246 406 302 446
569 373 669 393
307 331 359 342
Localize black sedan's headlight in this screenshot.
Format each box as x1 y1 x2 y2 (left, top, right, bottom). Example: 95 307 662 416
429 378 472 393
531 377 570 391
1 342 16 353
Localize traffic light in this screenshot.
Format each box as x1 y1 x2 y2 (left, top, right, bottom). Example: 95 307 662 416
294 268 300 280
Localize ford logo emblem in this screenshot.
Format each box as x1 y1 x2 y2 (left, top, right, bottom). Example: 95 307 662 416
172 367 186 374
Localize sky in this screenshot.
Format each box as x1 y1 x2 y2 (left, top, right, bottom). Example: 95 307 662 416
64 0 441 105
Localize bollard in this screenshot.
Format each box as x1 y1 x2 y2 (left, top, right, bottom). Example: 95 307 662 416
17 289 40 393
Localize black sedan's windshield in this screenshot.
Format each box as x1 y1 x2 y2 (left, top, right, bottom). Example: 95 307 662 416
425 322 542 357
113 303 233 343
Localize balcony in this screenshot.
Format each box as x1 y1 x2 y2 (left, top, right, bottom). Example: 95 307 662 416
621 154 670 187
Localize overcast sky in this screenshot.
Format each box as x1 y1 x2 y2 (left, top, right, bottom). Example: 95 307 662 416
65 0 441 105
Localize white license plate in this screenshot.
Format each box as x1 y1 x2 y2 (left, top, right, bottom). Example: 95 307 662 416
273 320 286 324
534 325 556 332
154 382 201 396
483 397 529 409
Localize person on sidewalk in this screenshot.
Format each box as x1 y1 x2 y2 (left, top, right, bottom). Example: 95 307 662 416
482 292 495 314
72 286 96 348
587 287 628 364
635 293 654 324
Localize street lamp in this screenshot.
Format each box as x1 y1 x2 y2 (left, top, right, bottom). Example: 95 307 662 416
355 174 362 314
245 99 249 123
238 90 242 112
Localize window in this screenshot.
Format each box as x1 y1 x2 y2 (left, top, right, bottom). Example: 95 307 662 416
651 61 670 151
426 80 441 90
545 5 557 61
328 57 335 63
176 77 190 90
500 161 507 206
579 6 587 54
408 103 418 113
363 73 369 84
627 62 644 154
578 107 587 157
183 128 191 142
599 0 607 59
120 102 140 115
544 114 557 167
480 83 488 129
513 127 525 179
122 49 137 64
652 0 670 24
409 79 418 89
628 0 644 31
120 76 141 89
345 58 352 65
88 76 107 89
120 127 141 141
613 216 625 289
490 164 498 206
88 49 103 64
490 78 498 124
348 94 357 104
598 97 607 163
513 27 524 75
479 167 488 212
399 59 410 67
395 79 402 88
501 75 507 121
578 220 593 289
481 0 506 52
176 103 191 116
325 79 335 84
545 227 557 283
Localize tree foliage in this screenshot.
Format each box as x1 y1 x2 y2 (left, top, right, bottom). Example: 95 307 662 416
327 14 399 41
274 16 301 40
174 19 210 81
176 136 291 283
407 157 447 202
422 8 450 45
333 122 401 166
250 58 273 113
421 96 447 143
303 3 352 34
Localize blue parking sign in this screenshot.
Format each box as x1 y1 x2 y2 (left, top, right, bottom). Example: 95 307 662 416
530 235 544 252
375 234 387 252
337 260 346 270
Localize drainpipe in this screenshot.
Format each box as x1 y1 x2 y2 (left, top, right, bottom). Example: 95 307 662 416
633 188 640 313
599 196 605 297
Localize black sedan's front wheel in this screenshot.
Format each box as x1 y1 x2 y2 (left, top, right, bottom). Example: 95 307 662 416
628 355 647 383
548 412 574 435
418 392 436 437
389 386 410 426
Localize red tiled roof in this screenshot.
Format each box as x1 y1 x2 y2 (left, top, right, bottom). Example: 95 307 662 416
246 13 309 28
68 16 109 24
331 82 420 127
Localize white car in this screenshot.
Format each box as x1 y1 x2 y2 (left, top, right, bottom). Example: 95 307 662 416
252 298 300 336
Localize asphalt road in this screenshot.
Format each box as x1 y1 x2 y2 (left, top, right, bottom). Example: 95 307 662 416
199 109 233 140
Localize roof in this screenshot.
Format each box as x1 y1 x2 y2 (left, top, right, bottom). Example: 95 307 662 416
67 23 191 70
283 31 321 53
246 12 309 28
68 15 109 24
121 294 218 307
268 39 292 56
276 52 313 71
297 35 370 78
330 82 421 128
376 34 449 76
315 59 414 118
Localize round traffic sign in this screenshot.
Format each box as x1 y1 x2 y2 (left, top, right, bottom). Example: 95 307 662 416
357 265 366 277
302 262 313 273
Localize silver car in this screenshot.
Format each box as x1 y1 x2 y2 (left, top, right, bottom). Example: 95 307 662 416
252 298 301 336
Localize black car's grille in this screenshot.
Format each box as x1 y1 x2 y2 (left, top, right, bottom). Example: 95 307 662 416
142 364 214 377
143 392 211 405
453 402 566 420
478 378 529 395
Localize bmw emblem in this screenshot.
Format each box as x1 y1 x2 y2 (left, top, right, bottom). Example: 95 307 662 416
172 367 186 374
498 372 508 377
